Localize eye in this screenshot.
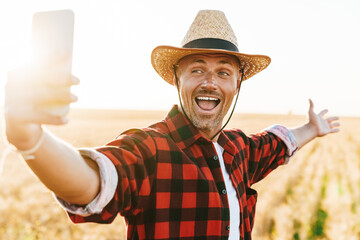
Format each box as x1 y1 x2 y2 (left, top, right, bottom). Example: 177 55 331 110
219 71 230 77
191 69 203 74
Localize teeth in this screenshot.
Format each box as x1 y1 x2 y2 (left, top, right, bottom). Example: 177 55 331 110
196 96 219 101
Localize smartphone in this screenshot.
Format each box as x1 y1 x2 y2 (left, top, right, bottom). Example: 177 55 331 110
32 9 74 116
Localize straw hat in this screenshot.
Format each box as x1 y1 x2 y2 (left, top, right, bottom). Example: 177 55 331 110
151 10 271 85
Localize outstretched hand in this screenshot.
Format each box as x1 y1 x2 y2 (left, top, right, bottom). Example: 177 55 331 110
5 65 79 150
308 99 340 137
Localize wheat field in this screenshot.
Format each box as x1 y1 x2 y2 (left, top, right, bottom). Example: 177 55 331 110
0 109 359 240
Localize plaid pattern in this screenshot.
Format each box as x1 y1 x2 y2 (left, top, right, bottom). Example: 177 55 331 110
67 105 289 240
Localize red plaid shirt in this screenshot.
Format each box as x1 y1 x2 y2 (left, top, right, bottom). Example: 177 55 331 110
67 105 292 240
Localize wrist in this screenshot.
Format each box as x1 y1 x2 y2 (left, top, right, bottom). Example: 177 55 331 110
6 122 43 151
16 127 45 160
305 121 318 140
290 122 318 150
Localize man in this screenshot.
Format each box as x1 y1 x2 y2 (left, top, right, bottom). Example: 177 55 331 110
5 10 339 240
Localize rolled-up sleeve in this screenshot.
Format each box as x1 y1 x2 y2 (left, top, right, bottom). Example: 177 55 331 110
262 124 298 163
54 148 118 216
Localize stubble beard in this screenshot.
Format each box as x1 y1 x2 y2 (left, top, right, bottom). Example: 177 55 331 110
185 102 224 132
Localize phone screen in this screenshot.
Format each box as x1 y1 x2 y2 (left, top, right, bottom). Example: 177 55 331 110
32 9 74 69
32 9 74 116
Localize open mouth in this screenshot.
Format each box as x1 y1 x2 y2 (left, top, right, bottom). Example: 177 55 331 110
195 96 221 111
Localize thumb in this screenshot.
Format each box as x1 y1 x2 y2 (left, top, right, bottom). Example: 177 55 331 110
308 99 314 113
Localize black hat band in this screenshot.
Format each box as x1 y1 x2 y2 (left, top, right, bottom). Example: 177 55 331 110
182 38 239 52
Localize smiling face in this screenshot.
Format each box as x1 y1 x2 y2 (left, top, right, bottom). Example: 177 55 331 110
176 53 241 140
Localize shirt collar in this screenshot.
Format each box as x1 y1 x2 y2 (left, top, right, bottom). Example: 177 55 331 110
162 105 238 154
163 105 205 150
217 131 239 157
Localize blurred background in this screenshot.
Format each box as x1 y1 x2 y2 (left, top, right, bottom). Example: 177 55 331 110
0 0 359 115
0 0 360 239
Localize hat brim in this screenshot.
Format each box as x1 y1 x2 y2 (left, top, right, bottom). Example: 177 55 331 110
151 45 271 85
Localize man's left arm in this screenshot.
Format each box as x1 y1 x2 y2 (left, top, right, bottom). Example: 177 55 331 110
290 99 340 149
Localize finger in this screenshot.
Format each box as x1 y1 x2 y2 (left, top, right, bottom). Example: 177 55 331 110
72 75 80 85
308 99 314 112
6 105 69 125
36 94 77 105
45 73 80 87
6 86 77 109
330 128 340 133
318 109 328 117
31 61 79 87
330 122 341 128
7 67 78 89
6 88 77 122
327 116 340 122
40 72 74 87
29 86 78 105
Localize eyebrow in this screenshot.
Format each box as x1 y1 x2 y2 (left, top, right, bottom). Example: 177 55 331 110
218 60 234 66
190 58 234 66
191 59 206 64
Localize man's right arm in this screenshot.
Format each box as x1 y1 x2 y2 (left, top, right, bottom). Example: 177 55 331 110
5 67 101 205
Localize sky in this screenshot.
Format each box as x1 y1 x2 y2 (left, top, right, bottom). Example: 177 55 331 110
0 0 359 116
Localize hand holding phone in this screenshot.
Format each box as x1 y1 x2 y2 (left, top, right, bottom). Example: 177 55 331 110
32 9 75 116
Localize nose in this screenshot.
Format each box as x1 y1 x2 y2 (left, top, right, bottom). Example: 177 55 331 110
200 72 217 91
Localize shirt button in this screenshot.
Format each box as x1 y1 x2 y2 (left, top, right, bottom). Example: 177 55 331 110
226 225 230 231
213 155 218 161
222 189 227 195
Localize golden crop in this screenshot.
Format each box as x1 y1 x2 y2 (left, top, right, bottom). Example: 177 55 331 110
0 109 358 240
